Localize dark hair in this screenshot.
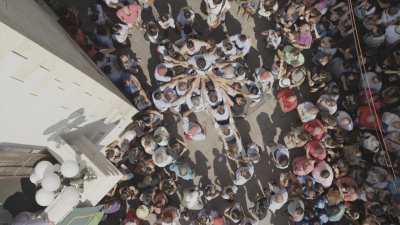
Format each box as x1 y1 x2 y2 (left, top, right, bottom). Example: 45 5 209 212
183 25 193 35
96 25 108 35
278 155 289 166
186 39 194 49
235 66 248 76
154 91 163 100
321 169 330 178
239 34 247 42
206 80 215 91
94 52 105 63
231 208 242 220
209 92 218 103
196 57 206 69
148 23 158 36
113 24 122 32
101 65 112 75
183 9 192 19
160 15 169 21
223 40 233 50
249 85 259 95
295 206 304 214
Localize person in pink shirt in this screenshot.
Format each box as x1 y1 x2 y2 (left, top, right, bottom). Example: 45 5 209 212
305 140 327 161
117 3 142 27
312 160 333 188
292 156 315 176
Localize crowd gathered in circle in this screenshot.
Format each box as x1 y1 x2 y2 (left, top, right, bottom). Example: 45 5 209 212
44 0 400 225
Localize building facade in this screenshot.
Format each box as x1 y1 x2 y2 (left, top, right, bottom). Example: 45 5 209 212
0 0 137 222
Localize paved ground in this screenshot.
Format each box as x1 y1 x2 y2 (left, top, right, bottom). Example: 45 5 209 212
48 0 303 224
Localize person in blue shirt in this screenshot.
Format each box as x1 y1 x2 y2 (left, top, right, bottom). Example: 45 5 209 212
168 162 194 181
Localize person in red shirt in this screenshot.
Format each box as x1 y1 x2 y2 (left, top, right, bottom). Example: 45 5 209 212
357 105 381 130
305 140 327 161
117 3 142 27
277 88 298 113
303 119 326 140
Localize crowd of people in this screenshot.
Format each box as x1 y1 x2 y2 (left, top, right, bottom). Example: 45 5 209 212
52 0 400 224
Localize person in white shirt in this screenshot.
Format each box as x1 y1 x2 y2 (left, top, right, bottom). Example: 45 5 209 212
229 34 251 57
176 7 195 28
152 90 171 112
379 7 400 26
254 67 274 94
268 183 288 213
188 54 217 74
182 114 206 141
242 143 261 164
382 112 400 133
258 0 279 20
317 94 339 115
176 39 211 57
103 0 121 8
216 38 238 60
155 3 175 30
154 63 174 83
385 24 400 46
182 188 204 210
271 144 290 169
297 102 319 123
152 146 174 168
233 163 254 186
204 88 224 109
186 94 206 112
158 15 175 30
204 0 231 29
211 104 231 126
112 23 129 44
337 110 354 131
312 160 334 188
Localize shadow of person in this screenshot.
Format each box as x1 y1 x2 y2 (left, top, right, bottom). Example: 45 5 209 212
154 0 188 18
234 118 252 146
3 178 43 216
194 151 211 185
193 13 210 39
224 11 242 36
270 101 300 144
246 47 261 74
253 13 275 69
270 205 291 225
146 43 161 88
256 112 277 148
212 148 231 186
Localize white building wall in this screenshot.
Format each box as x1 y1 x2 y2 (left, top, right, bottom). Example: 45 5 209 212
0 22 137 161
